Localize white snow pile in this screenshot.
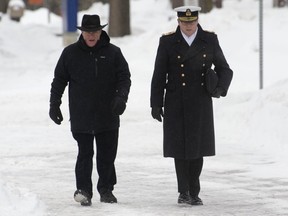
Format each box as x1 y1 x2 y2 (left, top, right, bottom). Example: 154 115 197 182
0 177 46 216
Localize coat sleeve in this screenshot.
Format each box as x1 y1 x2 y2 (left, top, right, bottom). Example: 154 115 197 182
50 49 70 106
150 37 168 107
212 35 233 96
115 48 131 101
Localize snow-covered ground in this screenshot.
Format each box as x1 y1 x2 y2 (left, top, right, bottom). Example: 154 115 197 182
1 0 288 215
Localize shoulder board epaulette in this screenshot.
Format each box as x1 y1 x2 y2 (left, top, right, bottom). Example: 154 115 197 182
162 31 175 36
204 29 215 34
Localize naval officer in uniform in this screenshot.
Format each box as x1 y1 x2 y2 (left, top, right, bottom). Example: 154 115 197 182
150 6 233 205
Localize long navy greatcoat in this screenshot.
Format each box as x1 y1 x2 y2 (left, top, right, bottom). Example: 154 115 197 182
50 31 131 134
150 25 233 159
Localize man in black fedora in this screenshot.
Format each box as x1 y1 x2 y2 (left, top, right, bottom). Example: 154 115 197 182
49 14 131 206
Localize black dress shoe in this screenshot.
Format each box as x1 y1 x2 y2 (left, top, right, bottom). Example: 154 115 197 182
178 192 192 204
190 196 203 205
74 189 92 206
100 191 117 203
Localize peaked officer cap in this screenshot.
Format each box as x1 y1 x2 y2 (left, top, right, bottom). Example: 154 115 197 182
174 6 201 22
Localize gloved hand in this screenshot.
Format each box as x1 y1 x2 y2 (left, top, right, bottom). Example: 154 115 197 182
151 107 164 122
49 106 63 125
211 87 225 98
111 96 126 116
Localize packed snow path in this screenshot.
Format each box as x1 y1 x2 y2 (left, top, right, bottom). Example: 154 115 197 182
1 113 288 216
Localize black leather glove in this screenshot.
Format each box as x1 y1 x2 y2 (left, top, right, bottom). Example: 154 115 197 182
49 106 63 125
211 87 225 98
151 107 164 122
111 96 126 116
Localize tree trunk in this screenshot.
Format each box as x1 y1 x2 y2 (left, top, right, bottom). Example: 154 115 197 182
0 0 10 13
199 0 213 13
108 0 131 37
214 0 222 8
79 0 95 11
273 0 287 7
170 0 184 9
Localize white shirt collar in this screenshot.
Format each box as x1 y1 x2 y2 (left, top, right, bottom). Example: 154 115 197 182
181 27 198 46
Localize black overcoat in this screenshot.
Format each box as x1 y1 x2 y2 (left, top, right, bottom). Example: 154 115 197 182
50 31 131 133
150 25 233 159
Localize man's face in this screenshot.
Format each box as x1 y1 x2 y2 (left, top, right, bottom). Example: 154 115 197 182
178 19 198 37
82 30 102 47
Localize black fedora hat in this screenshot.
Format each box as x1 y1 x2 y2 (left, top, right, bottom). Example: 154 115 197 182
77 14 107 32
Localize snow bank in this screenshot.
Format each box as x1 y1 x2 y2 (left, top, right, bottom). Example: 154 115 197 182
0 177 46 216
214 79 288 157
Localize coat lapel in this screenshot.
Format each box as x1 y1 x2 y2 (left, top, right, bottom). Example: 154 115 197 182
174 24 207 62
182 39 205 62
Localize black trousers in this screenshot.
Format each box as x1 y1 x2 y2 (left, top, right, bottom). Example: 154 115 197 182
72 129 119 198
174 157 203 196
